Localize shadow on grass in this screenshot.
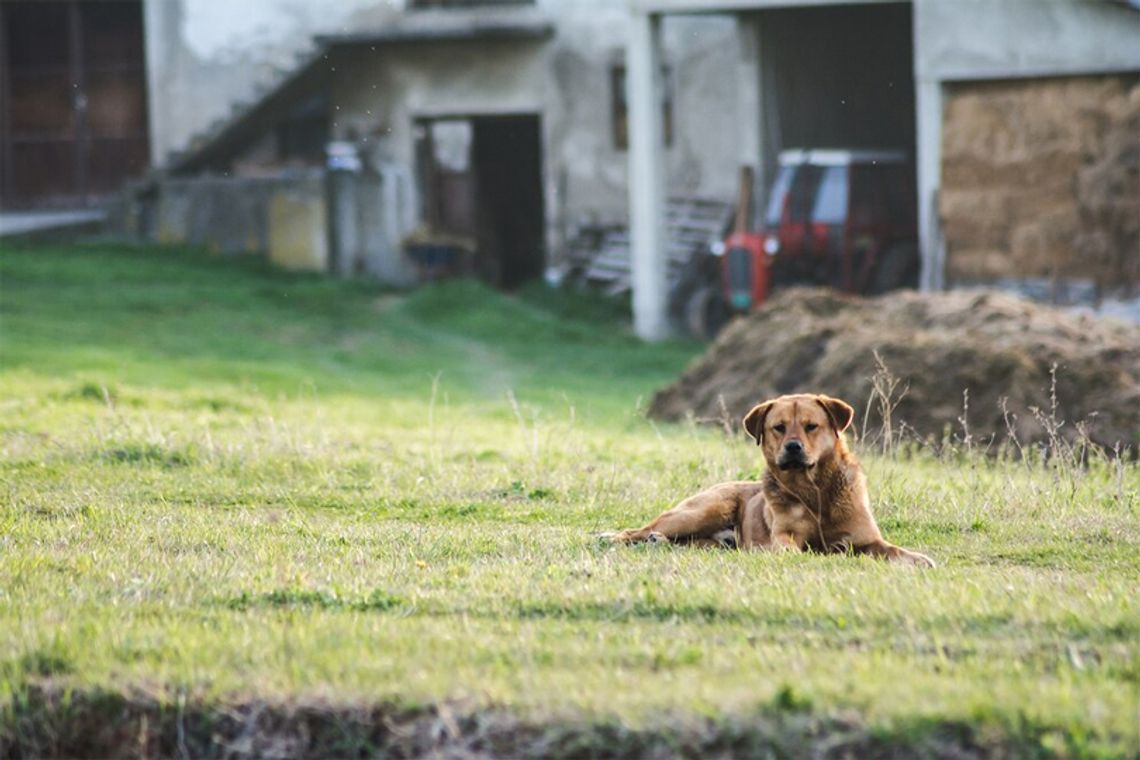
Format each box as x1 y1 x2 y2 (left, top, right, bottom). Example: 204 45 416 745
223 588 405 613
213 590 1139 649
1 684 1102 759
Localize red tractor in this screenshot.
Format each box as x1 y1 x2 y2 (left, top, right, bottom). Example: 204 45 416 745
681 150 919 337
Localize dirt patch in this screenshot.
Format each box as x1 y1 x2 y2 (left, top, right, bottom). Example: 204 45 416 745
649 288 1140 453
0 685 1079 759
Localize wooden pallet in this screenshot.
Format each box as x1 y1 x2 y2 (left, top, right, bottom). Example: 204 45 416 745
579 196 732 295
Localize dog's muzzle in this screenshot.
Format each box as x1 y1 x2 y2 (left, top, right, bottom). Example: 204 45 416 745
777 440 811 470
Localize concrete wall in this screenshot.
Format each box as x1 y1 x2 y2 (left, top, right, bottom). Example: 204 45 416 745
327 164 419 285
133 168 421 280
144 172 327 268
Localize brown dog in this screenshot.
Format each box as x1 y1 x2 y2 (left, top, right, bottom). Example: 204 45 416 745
606 393 935 567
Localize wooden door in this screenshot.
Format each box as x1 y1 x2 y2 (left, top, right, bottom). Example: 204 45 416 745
0 0 149 208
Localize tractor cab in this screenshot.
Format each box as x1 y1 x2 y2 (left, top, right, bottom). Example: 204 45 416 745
760 149 919 295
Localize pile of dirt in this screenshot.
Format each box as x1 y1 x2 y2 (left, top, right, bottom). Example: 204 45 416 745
649 288 1140 452
0 685 1056 759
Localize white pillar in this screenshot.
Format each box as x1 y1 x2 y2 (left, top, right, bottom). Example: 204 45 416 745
142 0 176 167
915 78 944 291
627 11 669 341
736 15 765 209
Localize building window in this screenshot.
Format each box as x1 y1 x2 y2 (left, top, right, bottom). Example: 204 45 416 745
409 0 535 8
610 64 673 151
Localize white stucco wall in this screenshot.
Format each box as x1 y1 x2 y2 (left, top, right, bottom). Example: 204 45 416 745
330 39 549 172
143 0 395 164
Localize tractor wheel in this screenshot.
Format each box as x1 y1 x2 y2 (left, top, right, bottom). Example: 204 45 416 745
870 242 919 294
685 285 731 339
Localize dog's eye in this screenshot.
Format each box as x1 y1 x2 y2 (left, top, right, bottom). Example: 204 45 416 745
804 423 819 432
773 424 786 434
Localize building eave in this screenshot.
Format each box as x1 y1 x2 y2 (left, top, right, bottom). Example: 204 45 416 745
629 0 906 15
315 8 554 46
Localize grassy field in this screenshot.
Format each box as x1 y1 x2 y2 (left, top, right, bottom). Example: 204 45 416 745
1 243 1137 757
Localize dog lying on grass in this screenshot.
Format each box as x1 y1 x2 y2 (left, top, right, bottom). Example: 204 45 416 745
606 393 935 567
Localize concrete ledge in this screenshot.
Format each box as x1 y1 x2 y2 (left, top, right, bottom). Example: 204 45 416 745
0 210 107 241
142 171 325 260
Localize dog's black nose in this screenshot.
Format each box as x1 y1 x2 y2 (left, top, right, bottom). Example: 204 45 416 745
784 440 803 454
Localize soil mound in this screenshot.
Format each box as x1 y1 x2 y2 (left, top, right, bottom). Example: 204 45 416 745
649 288 1140 452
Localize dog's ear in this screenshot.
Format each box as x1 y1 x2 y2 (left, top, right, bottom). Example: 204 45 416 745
742 401 774 446
816 394 855 434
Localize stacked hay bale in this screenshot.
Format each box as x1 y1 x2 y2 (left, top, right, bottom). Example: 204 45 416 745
1076 80 1140 296
940 74 1140 296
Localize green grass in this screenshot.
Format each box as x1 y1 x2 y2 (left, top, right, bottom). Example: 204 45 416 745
1 243 1138 757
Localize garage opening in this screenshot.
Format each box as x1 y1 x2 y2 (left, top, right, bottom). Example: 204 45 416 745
754 2 916 204
415 114 545 289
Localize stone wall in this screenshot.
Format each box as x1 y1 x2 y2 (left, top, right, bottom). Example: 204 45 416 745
940 74 1140 296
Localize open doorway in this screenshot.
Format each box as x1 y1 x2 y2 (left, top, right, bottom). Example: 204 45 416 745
754 2 916 214
415 113 545 289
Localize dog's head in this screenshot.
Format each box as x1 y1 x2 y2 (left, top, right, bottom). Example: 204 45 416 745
742 394 854 473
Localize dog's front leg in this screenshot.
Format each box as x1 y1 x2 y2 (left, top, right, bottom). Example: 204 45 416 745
605 492 735 546
605 527 671 545
604 508 709 545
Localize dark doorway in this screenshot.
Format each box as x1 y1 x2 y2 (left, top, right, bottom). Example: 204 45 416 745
0 0 150 208
472 115 544 288
415 113 545 289
760 2 915 155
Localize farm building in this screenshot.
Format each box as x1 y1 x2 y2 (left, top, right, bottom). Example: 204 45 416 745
64 0 744 288
2 0 1137 336
625 0 1140 337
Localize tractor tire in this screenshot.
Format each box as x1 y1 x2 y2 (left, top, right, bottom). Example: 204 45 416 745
685 285 731 339
870 242 920 294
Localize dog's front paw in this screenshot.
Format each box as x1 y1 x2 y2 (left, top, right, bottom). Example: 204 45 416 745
645 531 669 545
711 528 737 550
896 550 936 568
827 537 852 555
